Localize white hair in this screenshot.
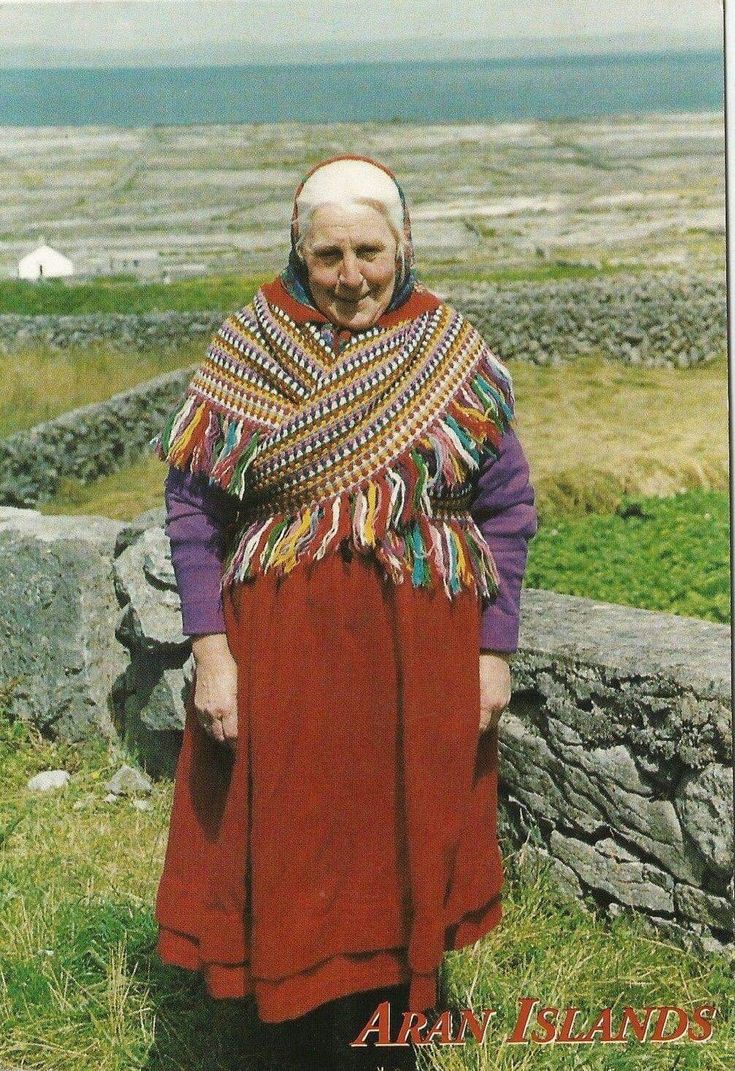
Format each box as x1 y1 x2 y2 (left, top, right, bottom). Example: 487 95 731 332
294 159 405 259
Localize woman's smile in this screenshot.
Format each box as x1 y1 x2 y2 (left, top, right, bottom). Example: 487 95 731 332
334 291 370 306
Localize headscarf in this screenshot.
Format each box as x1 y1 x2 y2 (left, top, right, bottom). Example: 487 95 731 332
280 154 418 316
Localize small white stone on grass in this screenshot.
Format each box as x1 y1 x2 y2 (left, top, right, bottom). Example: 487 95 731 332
105 764 153 797
103 792 120 804
27 770 71 792
132 798 152 812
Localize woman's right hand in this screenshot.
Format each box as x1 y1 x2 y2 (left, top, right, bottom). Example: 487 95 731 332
190 633 239 752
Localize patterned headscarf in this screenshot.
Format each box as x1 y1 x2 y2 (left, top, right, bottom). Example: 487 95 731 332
280 154 417 315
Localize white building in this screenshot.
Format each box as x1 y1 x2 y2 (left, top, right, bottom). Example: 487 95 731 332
18 244 74 281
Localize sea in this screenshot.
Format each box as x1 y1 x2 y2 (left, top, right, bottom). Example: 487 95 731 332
0 49 724 126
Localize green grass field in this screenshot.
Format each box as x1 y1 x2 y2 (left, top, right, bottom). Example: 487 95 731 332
0 276 259 316
525 489 731 624
0 262 643 317
0 706 731 1071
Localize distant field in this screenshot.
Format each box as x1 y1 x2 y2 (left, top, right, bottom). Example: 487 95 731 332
33 352 729 518
2 116 725 284
0 276 259 316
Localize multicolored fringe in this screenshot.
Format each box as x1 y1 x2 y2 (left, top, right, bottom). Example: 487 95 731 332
151 393 263 499
221 493 501 600
150 312 514 604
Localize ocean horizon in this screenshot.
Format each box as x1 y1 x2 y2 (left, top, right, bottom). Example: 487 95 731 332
0 49 724 127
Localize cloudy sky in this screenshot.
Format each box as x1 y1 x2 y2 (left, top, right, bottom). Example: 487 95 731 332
0 0 724 66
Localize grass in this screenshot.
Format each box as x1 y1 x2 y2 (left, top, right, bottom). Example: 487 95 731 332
40 457 170 523
509 354 730 519
0 343 202 438
0 702 731 1071
0 276 261 316
525 489 731 624
0 264 660 317
4 293 728 498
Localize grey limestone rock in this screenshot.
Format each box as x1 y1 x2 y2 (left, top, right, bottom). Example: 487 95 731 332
497 587 732 943
111 524 194 776
0 507 128 741
673 882 734 932
105 763 153 796
676 764 735 883
27 769 71 792
114 527 188 654
549 830 675 913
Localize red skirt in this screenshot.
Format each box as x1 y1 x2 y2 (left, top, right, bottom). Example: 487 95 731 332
155 548 504 1024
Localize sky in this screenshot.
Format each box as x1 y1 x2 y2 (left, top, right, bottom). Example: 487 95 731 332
0 0 724 67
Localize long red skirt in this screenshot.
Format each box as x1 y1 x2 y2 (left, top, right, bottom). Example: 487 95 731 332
155 548 504 1024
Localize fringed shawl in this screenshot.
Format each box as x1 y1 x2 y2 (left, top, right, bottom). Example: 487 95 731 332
151 286 515 602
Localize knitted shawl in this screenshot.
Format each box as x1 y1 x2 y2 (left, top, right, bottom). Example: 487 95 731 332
151 283 515 603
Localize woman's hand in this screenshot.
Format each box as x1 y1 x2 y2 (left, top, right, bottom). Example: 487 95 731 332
479 651 511 733
190 634 239 752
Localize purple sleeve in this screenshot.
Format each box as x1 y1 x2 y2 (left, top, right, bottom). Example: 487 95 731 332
164 466 239 637
470 427 538 654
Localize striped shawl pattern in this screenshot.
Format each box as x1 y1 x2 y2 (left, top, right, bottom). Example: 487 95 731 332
151 288 515 601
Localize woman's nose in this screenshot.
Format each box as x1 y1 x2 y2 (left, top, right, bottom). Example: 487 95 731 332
337 254 363 289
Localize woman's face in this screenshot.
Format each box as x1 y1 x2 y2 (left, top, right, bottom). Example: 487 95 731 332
300 204 398 330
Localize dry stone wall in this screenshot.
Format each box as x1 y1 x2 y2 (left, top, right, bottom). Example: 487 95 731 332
0 367 194 508
0 276 724 368
0 506 732 950
502 591 733 952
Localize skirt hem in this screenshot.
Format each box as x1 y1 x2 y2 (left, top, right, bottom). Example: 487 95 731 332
156 894 502 1022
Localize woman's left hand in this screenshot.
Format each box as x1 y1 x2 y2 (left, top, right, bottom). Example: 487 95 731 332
479 652 511 733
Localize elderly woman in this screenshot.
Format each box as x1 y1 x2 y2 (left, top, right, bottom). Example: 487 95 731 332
151 155 537 1071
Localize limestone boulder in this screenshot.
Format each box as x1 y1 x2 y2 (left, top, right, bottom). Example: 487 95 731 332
0 507 127 741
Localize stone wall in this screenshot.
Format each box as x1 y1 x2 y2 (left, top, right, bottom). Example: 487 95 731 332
0 508 128 740
0 274 724 367
0 506 732 949
0 311 219 354
0 367 195 508
502 590 733 952
450 274 725 369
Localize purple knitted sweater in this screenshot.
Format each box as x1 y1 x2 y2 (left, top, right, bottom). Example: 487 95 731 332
164 426 537 653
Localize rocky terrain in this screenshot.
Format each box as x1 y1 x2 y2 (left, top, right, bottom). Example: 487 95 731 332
1 113 725 281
